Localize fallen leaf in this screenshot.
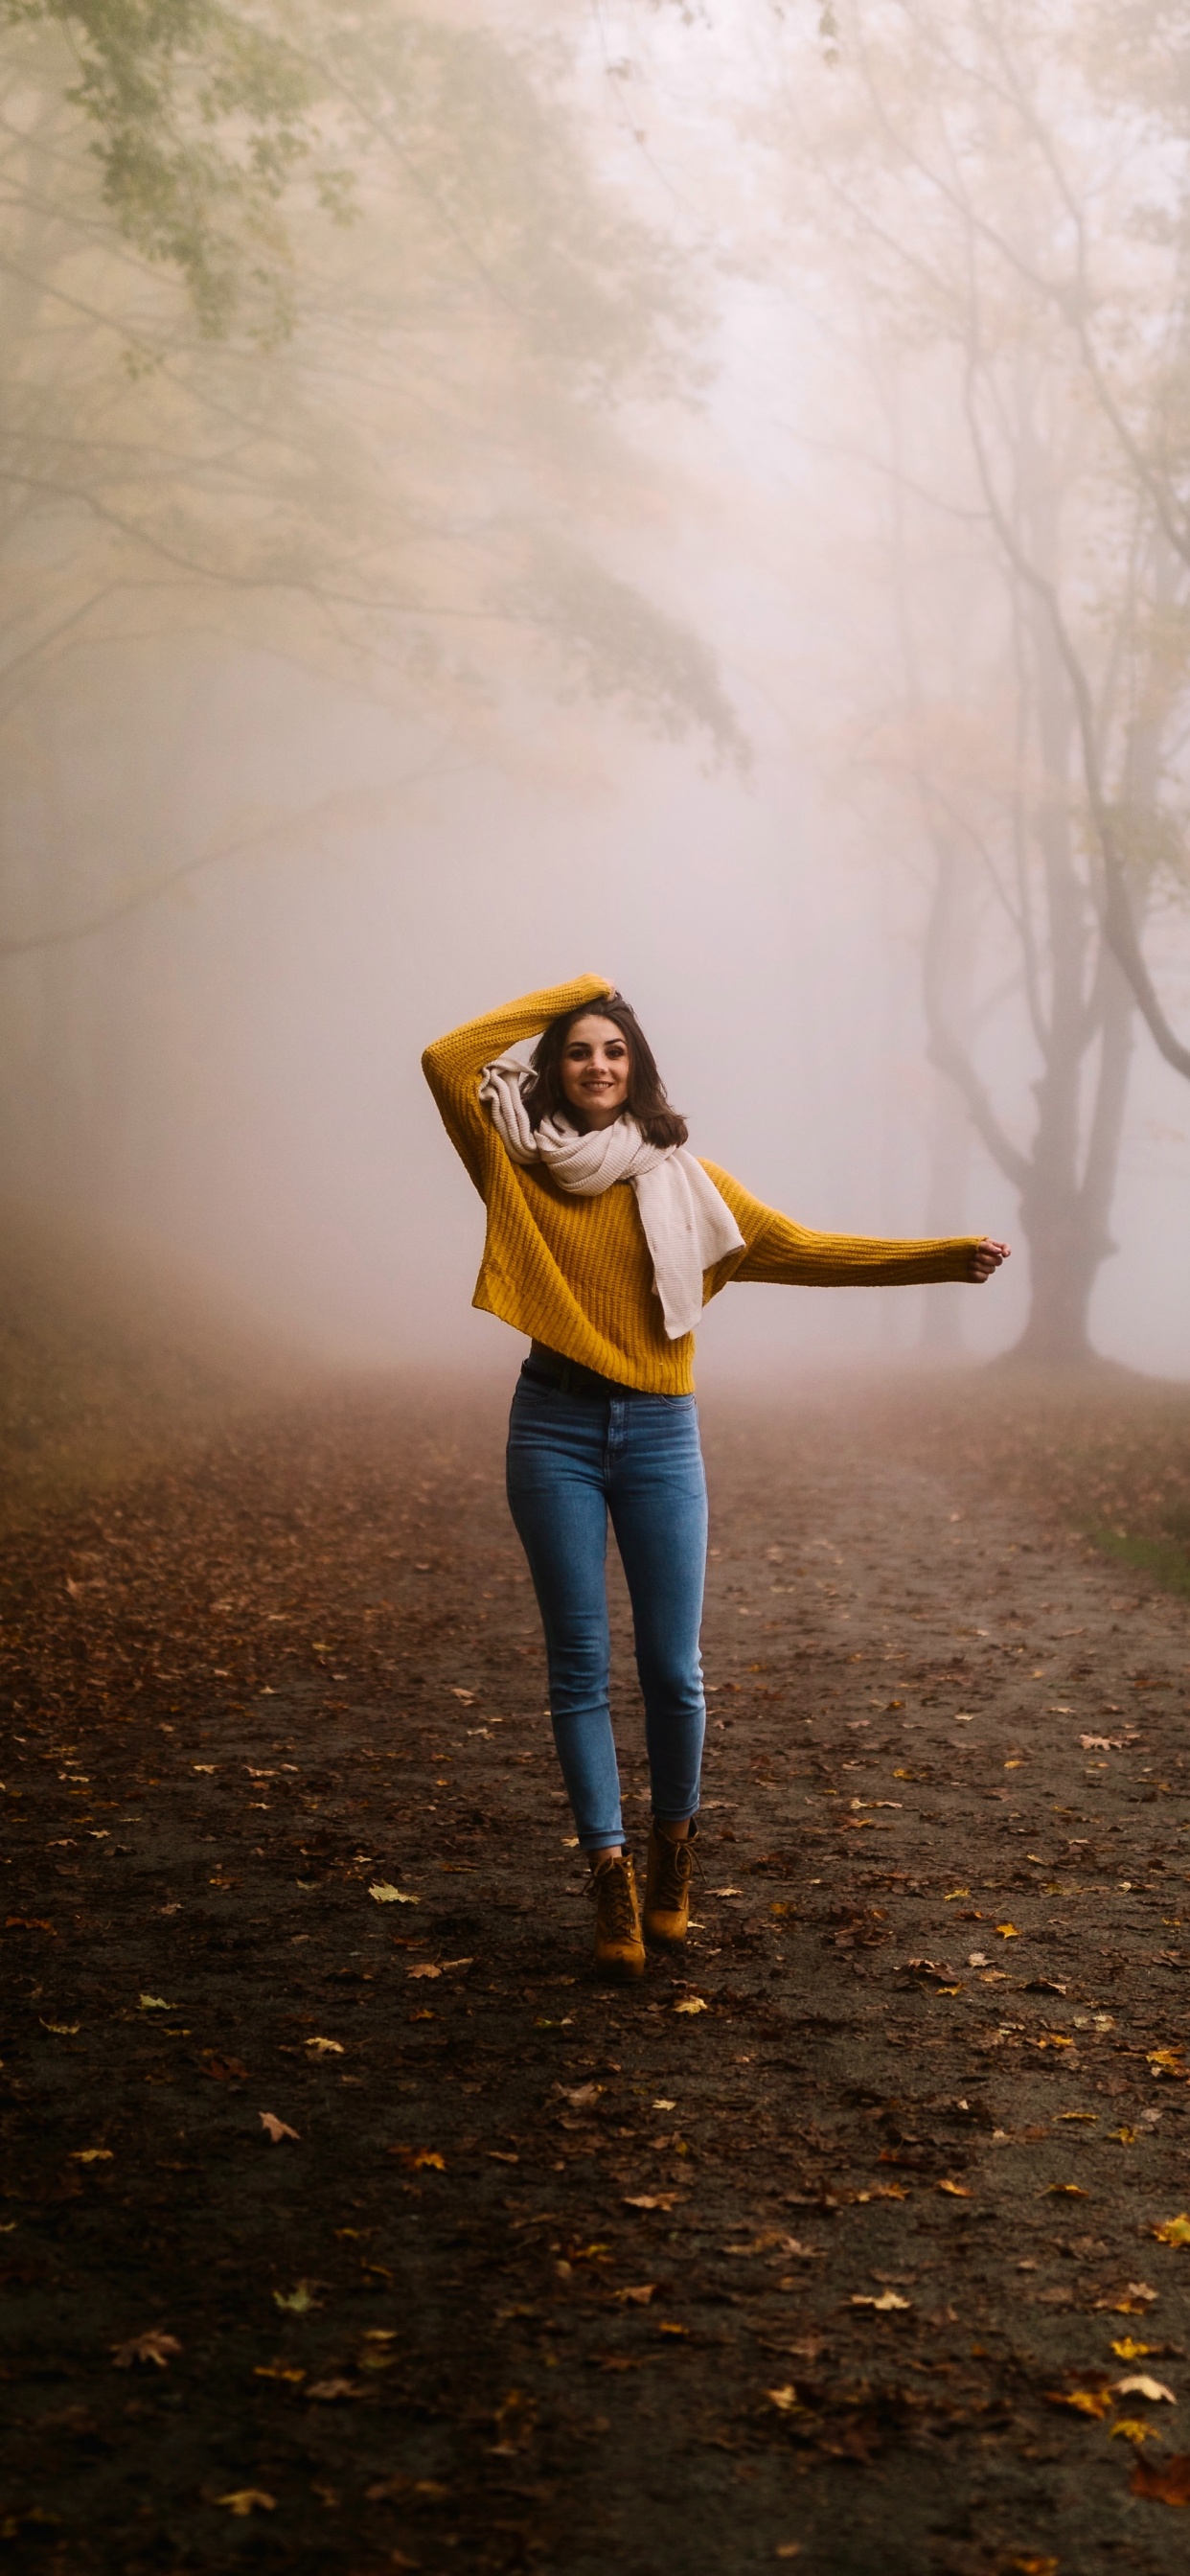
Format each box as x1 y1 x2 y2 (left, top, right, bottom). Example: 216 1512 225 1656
1113 2339 1156 2362
1081 1735 1122 1751
560 2083 602 2108
1116 2375 1177 2404
1148 2052 1184 2078
674 1998 707 2016
69 2149 111 2164
369 1883 419 1905
1130 2451 1190 2505
407 1964 442 1981
1046 2387 1113 2419
254 2364 306 2383
623 2195 677 2211
937 2180 971 2197
307 2378 358 2402
995 1923 1021 1939
710 1887 744 1898
305 2036 344 2054
410 2150 446 2172
139 1994 174 2012
1046 2184 1088 2197
259 2113 299 2144
216 2490 276 2517
1113 2418 1162 2444
851 2290 910 2312
202 2056 249 2082
40 2020 80 2036
612 2285 658 2305
449 1688 475 1703
111 2331 181 2369
764 2384 799 2411
1154 2215 1190 2246
273 2282 319 2314
1011 2561 1060 2576
1095 2283 1158 2313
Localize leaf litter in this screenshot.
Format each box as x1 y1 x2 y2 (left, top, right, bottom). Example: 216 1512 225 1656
7 1373 1190 2568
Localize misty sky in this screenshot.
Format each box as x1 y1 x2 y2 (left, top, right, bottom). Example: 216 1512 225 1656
4 0 1190 1383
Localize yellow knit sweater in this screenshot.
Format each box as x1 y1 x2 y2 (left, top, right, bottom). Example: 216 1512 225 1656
423 975 979 1395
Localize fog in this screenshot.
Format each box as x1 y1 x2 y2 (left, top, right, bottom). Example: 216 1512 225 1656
5 0 1190 1391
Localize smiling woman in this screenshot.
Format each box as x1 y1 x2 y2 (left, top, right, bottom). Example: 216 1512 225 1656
423 973 1007 1987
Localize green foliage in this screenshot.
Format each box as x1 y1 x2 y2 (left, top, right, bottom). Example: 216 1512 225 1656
0 0 341 339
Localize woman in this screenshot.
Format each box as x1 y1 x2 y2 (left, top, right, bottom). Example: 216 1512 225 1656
423 974 1009 1983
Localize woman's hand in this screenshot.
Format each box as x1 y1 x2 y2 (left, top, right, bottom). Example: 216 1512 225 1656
968 1237 1011 1282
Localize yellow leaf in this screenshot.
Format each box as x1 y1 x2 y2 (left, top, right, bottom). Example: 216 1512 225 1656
674 1998 708 2015
254 2364 306 2383
139 1994 174 2011
1046 2183 1088 2197
305 2036 344 2054
70 2148 111 2164
765 2384 799 2410
612 2285 658 2306
1147 2050 1184 2076
1111 2418 1160 2444
369 1883 418 1905
1153 2214 1190 2246
216 2491 275 2516
1113 2339 1155 2361
407 1964 442 1981
1046 2387 1113 2419
273 2283 318 2314
943 1889 971 1900
851 2289 910 2312
410 2150 446 2172
937 2180 971 2197
995 1924 1020 1939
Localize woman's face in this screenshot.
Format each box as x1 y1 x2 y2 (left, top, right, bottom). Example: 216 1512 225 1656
560 1015 630 1128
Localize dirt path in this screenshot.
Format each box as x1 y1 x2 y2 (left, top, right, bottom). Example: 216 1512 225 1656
2 1373 1189 2576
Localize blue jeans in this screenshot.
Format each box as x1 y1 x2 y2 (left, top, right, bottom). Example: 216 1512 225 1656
505 1368 708 1851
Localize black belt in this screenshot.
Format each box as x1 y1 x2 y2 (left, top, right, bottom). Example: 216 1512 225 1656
521 1343 648 1401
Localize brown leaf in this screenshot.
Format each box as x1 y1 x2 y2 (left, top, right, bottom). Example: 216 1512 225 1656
111 2331 182 2370
623 2194 678 2212
1130 2452 1190 2506
307 2378 359 2403
259 2112 299 2143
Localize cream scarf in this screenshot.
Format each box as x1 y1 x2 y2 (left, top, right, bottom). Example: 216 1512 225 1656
478 1053 744 1340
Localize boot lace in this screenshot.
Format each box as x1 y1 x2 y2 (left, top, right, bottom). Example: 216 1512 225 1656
592 1858 637 1942
653 1833 694 1909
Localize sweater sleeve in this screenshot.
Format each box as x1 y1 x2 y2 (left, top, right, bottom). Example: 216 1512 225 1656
422 975 613 1194
699 1162 979 1291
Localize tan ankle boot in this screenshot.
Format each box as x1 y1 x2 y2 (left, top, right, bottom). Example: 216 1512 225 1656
644 1818 697 1946
589 1852 645 1981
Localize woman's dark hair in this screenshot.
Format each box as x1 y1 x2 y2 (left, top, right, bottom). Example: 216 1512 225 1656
525 994 688 1149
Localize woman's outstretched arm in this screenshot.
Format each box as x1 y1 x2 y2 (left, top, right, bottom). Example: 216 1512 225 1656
700 1162 1001 1290
422 975 611 1191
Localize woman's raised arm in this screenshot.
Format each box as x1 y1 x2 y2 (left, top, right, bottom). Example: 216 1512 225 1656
422 974 611 1189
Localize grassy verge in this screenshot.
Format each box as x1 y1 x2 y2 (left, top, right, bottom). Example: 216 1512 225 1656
873 1363 1190 1597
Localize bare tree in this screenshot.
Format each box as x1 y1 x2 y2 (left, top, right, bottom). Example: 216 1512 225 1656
768 0 1190 1357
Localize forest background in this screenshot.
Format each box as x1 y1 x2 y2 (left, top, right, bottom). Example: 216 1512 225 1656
4 0 1190 1386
